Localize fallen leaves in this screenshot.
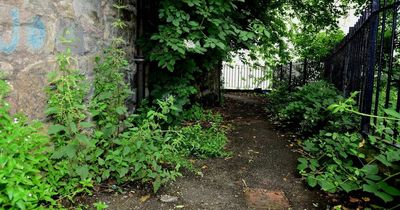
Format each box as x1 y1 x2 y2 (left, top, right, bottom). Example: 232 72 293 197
139 194 151 203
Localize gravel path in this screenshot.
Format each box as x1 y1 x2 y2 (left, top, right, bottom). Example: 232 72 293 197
85 93 326 210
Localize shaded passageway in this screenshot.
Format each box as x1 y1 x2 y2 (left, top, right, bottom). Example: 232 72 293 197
87 93 326 209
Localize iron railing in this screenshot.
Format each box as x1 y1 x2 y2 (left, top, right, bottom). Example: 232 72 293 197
275 0 400 135
273 60 324 90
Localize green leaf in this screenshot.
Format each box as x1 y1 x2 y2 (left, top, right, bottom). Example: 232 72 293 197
153 177 162 193
361 181 393 202
361 164 379 175
188 21 198 27
374 191 393 203
102 170 110 180
383 109 400 119
306 176 318 187
386 150 400 162
339 181 359 192
69 122 78 134
378 181 400 196
51 144 77 159
45 107 58 115
76 165 90 179
319 180 336 192
366 174 382 181
172 19 180 27
375 154 392 167
297 161 308 171
80 122 95 128
76 134 94 147
363 182 378 193
116 106 127 115
97 92 113 100
48 124 67 135
136 140 143 149
117 168 129 177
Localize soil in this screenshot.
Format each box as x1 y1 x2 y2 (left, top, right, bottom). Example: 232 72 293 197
82 93 328 210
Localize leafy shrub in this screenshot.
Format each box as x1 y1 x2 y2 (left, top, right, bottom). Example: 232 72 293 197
177 104 229 158
45 45 230 199
0 79 56 209
149 68 198 124
298 94 400 205
274 80 357 134
179 123 229 158
299 129 400 203
99 96 190 192
45 48 95 199
269 81 400 205
265 84 291 113
90 46 131 140
298 131 366 193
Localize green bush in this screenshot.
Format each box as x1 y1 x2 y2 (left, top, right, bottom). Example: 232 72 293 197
265 84 291 113
178 104 229 158
271 80 358 134
99 96 190 193
44 46 230 199
45 48 96 199
269 81 400 206
179 123 229 158
0 79 56 209
299 128 400 204
298 94 400 205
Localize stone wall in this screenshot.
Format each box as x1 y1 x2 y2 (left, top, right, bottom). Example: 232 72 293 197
0 0 136 119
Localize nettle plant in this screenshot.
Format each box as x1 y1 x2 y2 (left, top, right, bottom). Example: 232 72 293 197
44 2 230 199
45 46 95 199
90 42 131 141
0 78 57 209
273 81 358 135
298 93 400 206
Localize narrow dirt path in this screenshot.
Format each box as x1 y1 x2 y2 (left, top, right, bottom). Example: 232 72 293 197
90 93 326 209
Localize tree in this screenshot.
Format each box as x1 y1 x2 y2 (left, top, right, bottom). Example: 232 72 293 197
293 30 345 61
141 0 367 106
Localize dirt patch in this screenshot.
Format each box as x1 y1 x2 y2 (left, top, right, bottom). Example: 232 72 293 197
81 93 327 209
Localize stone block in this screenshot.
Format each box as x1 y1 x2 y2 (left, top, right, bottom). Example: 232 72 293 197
244 188 290 209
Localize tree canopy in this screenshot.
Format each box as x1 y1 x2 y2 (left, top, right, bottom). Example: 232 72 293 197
142 0 367 106
146 0 366 67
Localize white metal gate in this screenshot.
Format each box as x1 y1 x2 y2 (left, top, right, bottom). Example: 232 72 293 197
222 63 271 90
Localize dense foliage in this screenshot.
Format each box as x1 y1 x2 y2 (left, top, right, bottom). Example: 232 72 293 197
0 79 57 209
292 30 345 60
0 0 375 208
1 5 230 209
267 81 359 135
267 81 400 208
0 46 229 210
143 0 367 107
45 41 230 200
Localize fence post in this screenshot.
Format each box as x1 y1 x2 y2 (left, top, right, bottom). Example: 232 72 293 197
343 42 351 97
288 62 293 91
373 0 388 126
361 0 379 135
303 59 308 85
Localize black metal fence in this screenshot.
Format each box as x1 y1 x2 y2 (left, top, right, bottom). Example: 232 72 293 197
275 0 400 135
273 60 324 90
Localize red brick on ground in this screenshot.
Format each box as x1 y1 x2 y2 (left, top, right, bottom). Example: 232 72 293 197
244 188 290 209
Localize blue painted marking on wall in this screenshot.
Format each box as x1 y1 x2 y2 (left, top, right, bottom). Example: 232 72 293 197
27 16 46 51
0 8 20 54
